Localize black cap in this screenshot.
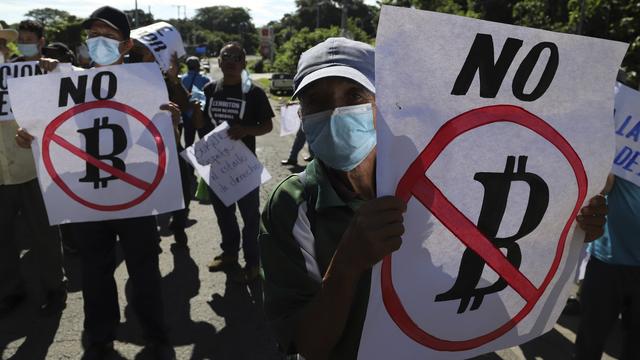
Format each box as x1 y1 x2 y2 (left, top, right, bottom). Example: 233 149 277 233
82 6 131 40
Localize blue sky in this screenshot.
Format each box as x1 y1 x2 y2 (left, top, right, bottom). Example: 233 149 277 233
3 0 379 27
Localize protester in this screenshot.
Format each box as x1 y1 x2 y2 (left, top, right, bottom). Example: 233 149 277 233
0 20 66 317
281 127 314 166
181 56 211 147
203 42 274 282
128 24 196 246
16 7 178 359
259 37 610 359
0 23 15 63
574 174 640 360
14 20 45 62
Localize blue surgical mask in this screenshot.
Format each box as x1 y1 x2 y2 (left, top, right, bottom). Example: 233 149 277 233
87 36 122 66
302 103 376 171
17 43 39 58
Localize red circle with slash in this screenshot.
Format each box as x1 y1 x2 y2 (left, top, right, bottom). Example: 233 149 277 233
381 105 587 351
42 100 166 211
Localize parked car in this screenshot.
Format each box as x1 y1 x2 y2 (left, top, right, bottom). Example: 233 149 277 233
269 73 294 95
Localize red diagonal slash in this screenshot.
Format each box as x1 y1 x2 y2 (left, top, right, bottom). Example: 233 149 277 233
413 175 538 302
381 105 588 351
42 100 167 212
50 134 151 191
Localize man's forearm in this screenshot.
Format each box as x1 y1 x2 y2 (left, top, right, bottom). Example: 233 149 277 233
294 261 362 360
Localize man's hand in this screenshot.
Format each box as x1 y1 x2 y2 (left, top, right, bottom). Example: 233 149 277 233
577 195 607 242
39 58 59 72
332 196 406 277
227 125 249 140
160 102 181 126
15 128 34 149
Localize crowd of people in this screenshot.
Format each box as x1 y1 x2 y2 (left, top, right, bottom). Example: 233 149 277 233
0 4 638 360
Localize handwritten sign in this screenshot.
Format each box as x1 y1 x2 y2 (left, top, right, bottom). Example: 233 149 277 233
131 22 186 72
8 63 184 224
181 121 271 206
280 103 301 136
612 82 640 186
1 61 72 121
359 6 628 359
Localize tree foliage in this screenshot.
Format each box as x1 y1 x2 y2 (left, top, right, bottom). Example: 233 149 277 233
24 8 84 50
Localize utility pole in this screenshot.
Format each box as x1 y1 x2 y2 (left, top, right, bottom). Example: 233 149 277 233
172 5 186 19
577 0 586 35
340 0 349 37
134 0 139 28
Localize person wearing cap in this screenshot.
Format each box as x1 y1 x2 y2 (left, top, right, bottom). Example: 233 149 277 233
16 6 177 360
258 37 609 359
0 20 66 317
180 56 211 147
203 42 274 282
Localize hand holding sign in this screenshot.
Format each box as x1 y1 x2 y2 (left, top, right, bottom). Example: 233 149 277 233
359 6 628 359
182 122 271 206
8 63 184 225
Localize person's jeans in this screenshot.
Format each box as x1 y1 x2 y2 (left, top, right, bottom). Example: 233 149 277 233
207 188 260 267
74 216 167 345
171 146 193 230
287 128 313 161
575 257 640 360
0 179 63 297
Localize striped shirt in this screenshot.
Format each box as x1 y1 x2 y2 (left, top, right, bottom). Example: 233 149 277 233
259 160 371 359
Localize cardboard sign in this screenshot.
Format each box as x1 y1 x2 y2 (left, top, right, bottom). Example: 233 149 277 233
181 121 271 206
359 6 628 359
131 22 186 72
0 61 72 121
8 63 184 224
280 103 301 136
612 82 640 186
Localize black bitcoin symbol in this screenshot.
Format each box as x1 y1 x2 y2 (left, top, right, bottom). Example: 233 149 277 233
435 155 549 313
77 116 127 189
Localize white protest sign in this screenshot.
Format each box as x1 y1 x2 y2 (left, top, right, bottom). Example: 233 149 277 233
359 6 628 359
181 121 271 206
8 63 184 225
0 61 72 121
612 82 640 186
131 22 186 73
280 103 301 136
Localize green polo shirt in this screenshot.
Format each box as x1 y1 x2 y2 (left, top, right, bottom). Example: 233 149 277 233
259 160 371 359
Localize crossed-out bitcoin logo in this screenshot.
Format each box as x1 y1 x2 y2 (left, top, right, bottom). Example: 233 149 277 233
380 105 588 351
42 100 166 211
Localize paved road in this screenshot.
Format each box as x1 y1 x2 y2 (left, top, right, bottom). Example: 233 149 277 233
0 87 623 359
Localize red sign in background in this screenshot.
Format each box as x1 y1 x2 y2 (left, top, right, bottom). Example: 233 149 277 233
42 100 166 212
381 105 588 351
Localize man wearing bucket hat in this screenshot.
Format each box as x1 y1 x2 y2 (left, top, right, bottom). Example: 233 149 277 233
259 37 610 359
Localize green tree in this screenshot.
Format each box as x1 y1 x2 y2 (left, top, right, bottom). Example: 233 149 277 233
273 22 371 74
192 6 259 53
25 8 84 50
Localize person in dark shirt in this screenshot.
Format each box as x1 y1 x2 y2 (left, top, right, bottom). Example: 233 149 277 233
203 42 274 282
